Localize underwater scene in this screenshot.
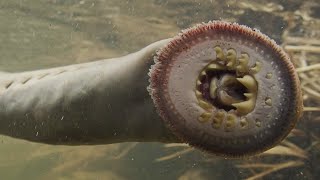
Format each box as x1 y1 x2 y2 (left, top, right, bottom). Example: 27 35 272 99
0 0 319 179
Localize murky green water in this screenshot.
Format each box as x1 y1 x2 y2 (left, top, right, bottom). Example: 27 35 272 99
0 0 319 179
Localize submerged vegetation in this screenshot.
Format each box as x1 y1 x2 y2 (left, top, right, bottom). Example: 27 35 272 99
0 0 319 179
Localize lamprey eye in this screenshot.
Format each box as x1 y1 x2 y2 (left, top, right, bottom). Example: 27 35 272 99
148 21 303 157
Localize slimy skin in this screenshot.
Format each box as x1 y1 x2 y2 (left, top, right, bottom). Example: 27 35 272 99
0 39 179 145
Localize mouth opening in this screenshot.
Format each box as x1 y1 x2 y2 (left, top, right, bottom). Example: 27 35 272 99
198 69 248 112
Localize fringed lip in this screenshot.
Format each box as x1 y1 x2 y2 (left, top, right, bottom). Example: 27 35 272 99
148 21 303 158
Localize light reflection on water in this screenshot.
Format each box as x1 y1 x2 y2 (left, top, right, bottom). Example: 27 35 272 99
0 0 319 179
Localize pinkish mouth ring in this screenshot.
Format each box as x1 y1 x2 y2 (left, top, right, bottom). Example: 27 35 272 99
149 21 303 157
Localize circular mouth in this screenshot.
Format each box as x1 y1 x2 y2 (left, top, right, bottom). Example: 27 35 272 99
199 72 248 112
196 47 259 115
149 21 303 157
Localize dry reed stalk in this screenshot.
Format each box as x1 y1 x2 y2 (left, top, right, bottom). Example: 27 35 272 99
155 148 193 162
303 107 320 111
113 142 139 159
262 140 307 159
237 161 304 180
296 64 320 73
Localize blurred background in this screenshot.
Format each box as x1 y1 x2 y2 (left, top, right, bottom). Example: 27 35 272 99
0 0 319 179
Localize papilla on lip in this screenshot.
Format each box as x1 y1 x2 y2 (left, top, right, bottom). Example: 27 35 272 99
0 21 303 158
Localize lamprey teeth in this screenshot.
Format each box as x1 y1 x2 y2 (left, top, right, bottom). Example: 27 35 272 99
239 118 249 128
236 75 257 92
232 99 256 115
196 80 202 87
255 119 262 127
212 111 225 129
236 53 249 74
207 63 225 70
265 97 272 106
225 114 236 131
195 90 202 98
218 90 242 106
250 61 262 73
209 78 218 99
244 93 253 98
219 74 237 86
198 100 213 110
239 53 249 63
214 46 225 61
266 72 273 79
233 75 258 115
200 70 207 77
198 112 212 123
226 49 237 68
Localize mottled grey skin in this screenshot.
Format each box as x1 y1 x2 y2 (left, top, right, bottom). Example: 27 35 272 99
0 39 179 145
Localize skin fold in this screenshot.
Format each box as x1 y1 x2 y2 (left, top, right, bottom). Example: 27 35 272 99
0 39 180 145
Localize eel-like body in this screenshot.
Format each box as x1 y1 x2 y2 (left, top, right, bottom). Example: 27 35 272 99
0 22 303 157
0 39 178 145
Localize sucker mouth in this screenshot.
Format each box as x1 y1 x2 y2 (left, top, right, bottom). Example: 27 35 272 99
196 46 259 116
149 21 303 157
